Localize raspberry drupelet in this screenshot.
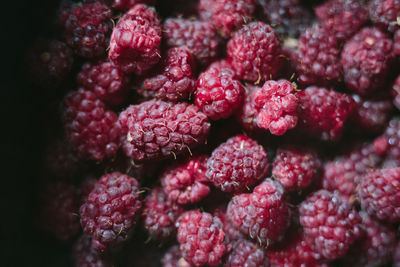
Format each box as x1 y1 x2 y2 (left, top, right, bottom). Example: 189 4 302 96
59 1 112 58
226 239 268 267
369 0 400 33
109 4 161 74
227 179 290 245
73 234 113 267
62 89 120 162
118 100 210 162
160 155 210 205
235 85 260 132
79 172 142 253
212 207 245 244
227 22 282 83
106 0 156 10
206 134 269 193
374 118 400 162
162 245 192 267
392 75 400 110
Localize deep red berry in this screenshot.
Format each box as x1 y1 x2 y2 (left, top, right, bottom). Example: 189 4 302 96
73 235 113 267
106 0 156 10
162 245 192 267
375 118 400 162
227 22 282 83
227 179 290 245
118 100 210 162
392 75 400 110
206 135 269 193
80 172 142 252
395 29 400 55
226 239 267 267
62 89 120 161
369 0 400 32
235 85 260 132
212 207 245 244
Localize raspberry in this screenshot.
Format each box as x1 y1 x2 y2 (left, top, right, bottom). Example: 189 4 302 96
60 1 112 58
297 86 355 141
198 0 256 38
212 207 245 244
358 168 400 223
392 75 400 110
80 172 142 252
227 22 282 83
395 29 400 55
77 60 131 106
315 0 368 41
340 27 395 96
369 0 400 32
140 47 196 102
235 85 260 132
118 100 210 162
143 187 184 241
272 145 321 192
73 235 113 267
194 62 245 120
176 210 226 266
296 26 341 86
109 4 161 74
375 119 400 162
206 135 269 193
162 245 192 267
62 89 120 161
160 155 210 205
163 18 220 66
299 190 361 259
394 242 400 266
226 239 267 267
106 0 155 10
253 79 298 135
79 175 98 204
227 179 290 245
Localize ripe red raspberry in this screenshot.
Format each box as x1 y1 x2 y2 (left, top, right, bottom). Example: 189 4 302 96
253 79 298 135
235 85 260 132
206 135 269 193
176 210 226 266
198 0 256 38
226 239 267 267
358 168 400 223
162 245 192 267
143 187 184 241
227 179 290 245
118 100 210 162
80 172 142 252
297 86 356 141
392 75 400 110
227 22 282 83
77 60 131 106
140 47 196 102
315 0 368 41
59 1 112 58
394 242 400 266
73 235 113 267
272 145 321 192
194 62 245 120
299 190 362 259
340 27 395 96
369 0 400 32
296 26 341 86
62 89 120 161
212 207 245 243
161 155 210 205
395 29 400 55
109 4 161 74
163 18 220 66
106 0 155 10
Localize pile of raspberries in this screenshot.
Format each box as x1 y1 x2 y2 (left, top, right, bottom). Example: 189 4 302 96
30 0 400 266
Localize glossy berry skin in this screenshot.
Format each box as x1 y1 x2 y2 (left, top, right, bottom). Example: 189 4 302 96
369 0 400 32
107 0 156 10
227 22 282 83
162 245 192 267
299 190 361 260
206 135 269 193
109 4 161 74
176 210 226 266
62 89 120 162
227 179 290 245
225 239 267 267
80 172 142 253
118 100 210 162
73 235 113 267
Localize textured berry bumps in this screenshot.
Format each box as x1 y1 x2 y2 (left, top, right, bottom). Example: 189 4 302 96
226 239 267 267
395 29 400 56
369 0 400 32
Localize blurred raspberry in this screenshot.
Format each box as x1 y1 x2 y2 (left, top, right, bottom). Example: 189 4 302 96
162 245 192 267
226 239 267 267
106 0 156 10
376 118 400 162
235 85 260 132
79 175 98 204
394 242 400 266
392 75 400 110
212 207 245 244
369 0 400 32
395 29 400 55
73 235 113 267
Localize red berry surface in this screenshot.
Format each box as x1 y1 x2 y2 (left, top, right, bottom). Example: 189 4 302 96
369 0 400 32
162 245 192 267
107 0 156 10
226 239 267 267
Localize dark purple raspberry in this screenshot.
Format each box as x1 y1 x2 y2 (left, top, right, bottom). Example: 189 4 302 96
163 18 220 66
395 29 400 55
227 179 290 245
375 118 400 162
198 0 256 38
212 207 245 243
299 190 361 259
253 79 298 135
162 245 192 267
77 60 130 106
80 172 142 253
235 85 260 132
315 0 368 41
161 155 210 205
358 167 400 223
226 239 267 267
297 86 356 141
272 145 321 192
60 1 112 58
140 47 196 102
118 100 210 162
73 235 113 267
392 75 400 110
109 4 161 74
106 0 156 10
340 27 395 96
227 22 282 83
394 242 400 266
143 187 184 241
369 0 400 32
206 134 269 193
296 26 341 86
62 89 120 161
176 210 226 266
